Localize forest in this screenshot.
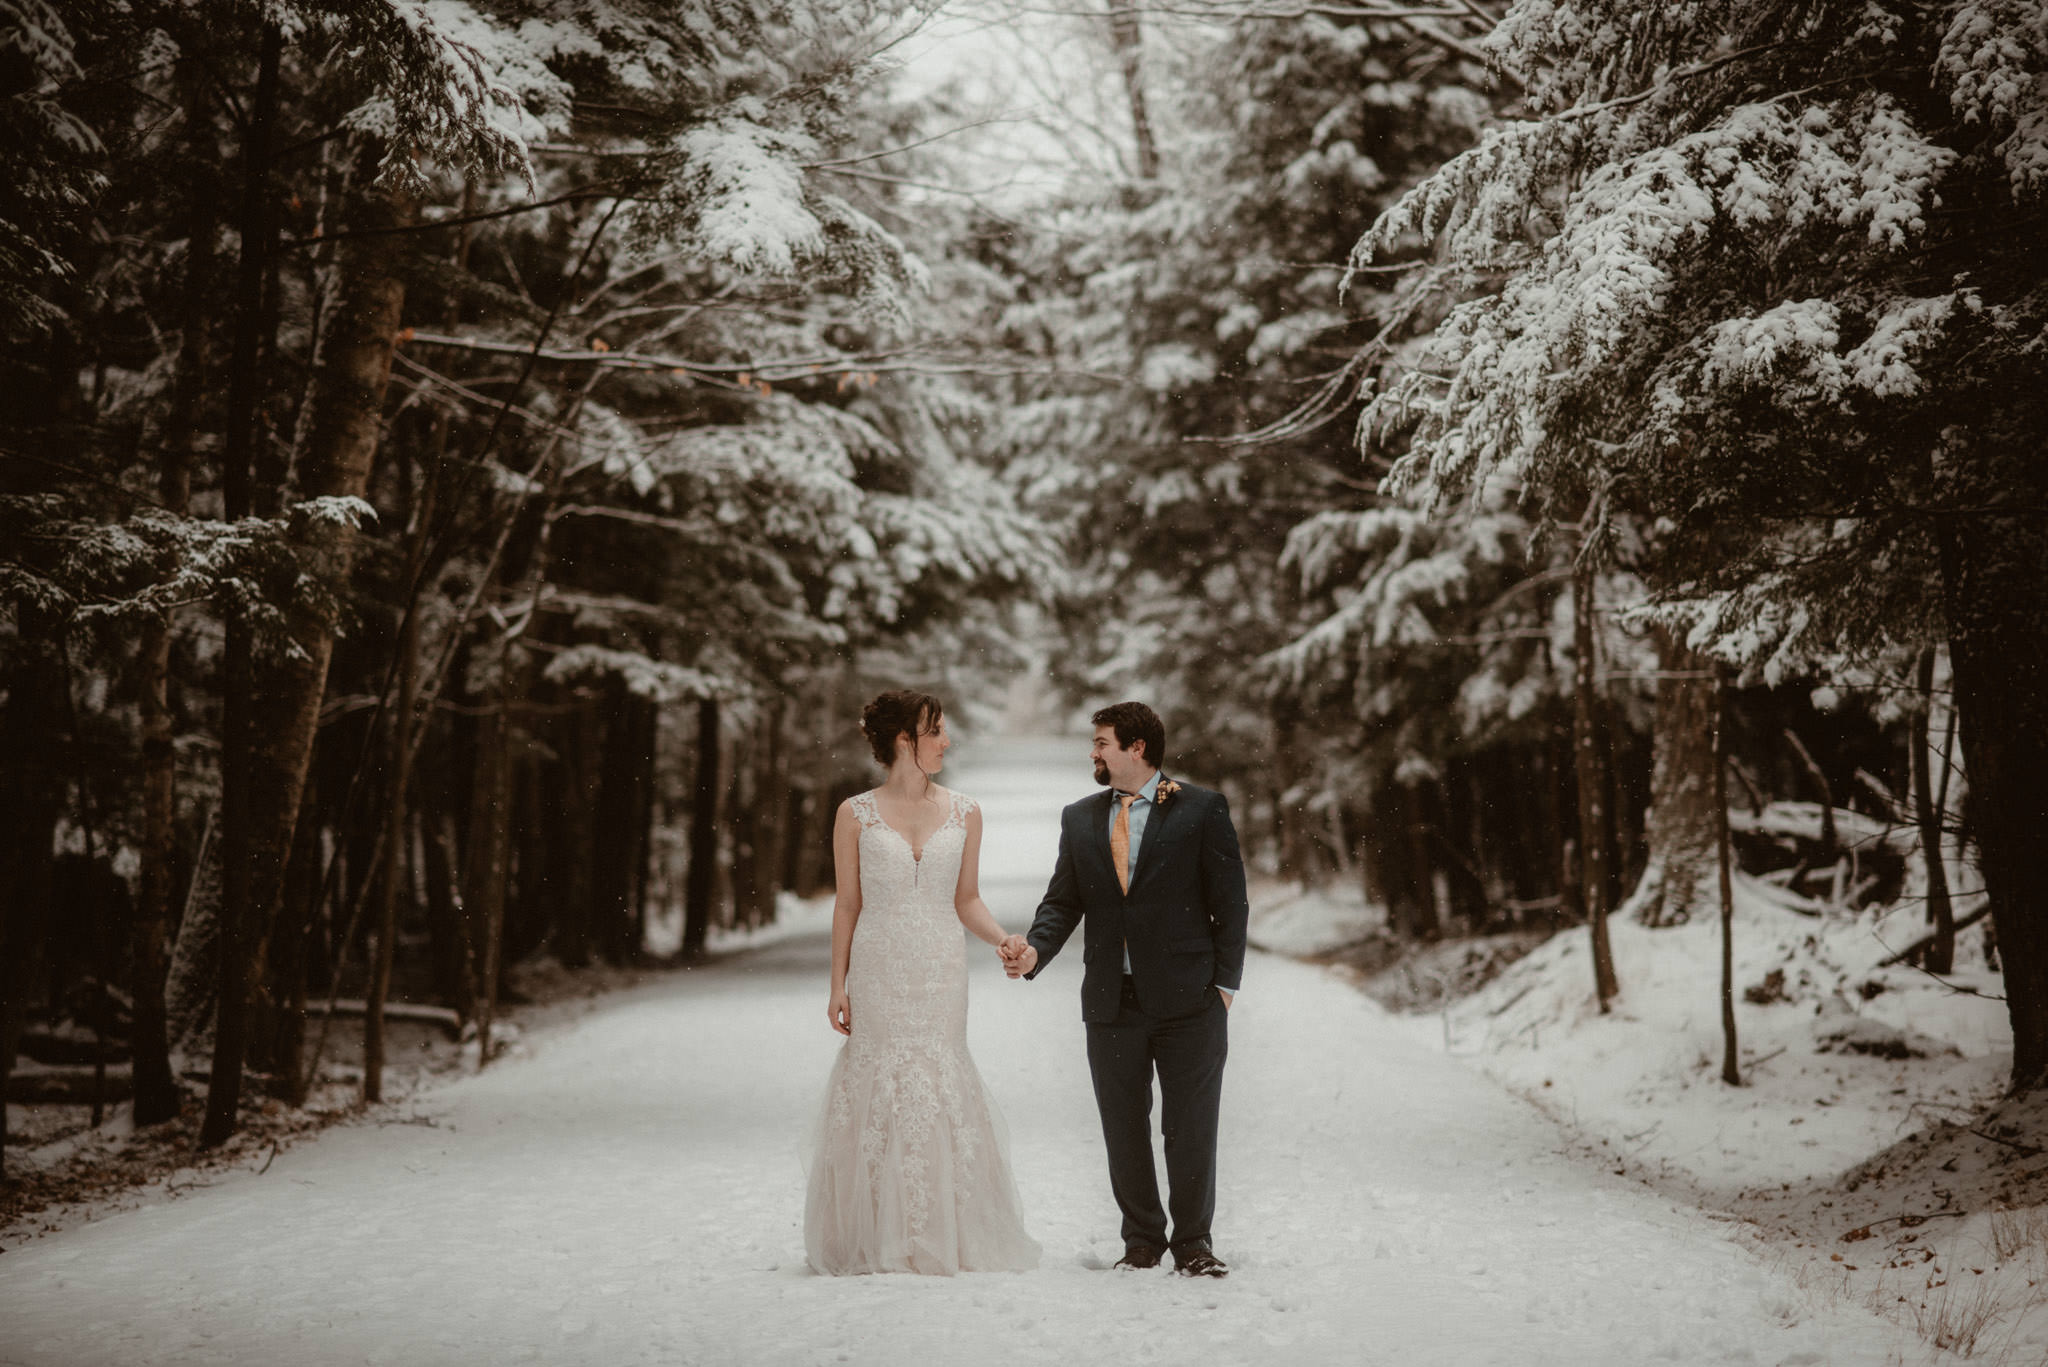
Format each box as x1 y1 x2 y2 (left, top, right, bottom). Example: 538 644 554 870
2 0 2044 1186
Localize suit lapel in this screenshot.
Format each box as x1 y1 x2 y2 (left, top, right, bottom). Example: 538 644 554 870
1126 778 1187 893
1087 789 1119 887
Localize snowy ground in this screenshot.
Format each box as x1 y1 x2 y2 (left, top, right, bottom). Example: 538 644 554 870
0 738 1929 1366
1245 823 2037 1361
1406 870 2035 1362
1422 876 2009 1202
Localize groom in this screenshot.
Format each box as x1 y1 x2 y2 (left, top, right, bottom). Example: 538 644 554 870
1001 702 1248 1277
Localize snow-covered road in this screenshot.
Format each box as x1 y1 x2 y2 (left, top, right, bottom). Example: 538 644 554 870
1 738 1911 1366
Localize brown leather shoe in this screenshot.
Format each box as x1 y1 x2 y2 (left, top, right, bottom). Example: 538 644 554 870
1114 1244 1165 1270
1173 1246 1228 1277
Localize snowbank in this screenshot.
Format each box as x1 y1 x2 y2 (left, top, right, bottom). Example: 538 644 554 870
1245 879 1385 957
1414 870 2009 1197
1376 870 2048 1357
642 889 838 959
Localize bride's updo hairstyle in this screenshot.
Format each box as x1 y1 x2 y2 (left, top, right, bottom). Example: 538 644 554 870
861 690 943 766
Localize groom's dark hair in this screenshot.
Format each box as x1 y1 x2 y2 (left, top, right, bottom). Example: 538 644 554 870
1092 701 1165 768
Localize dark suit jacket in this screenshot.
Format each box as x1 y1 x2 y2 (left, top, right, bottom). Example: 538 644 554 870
1024 779 1250 1023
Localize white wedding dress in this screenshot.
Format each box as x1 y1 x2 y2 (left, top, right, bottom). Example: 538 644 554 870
804 789 1040 1275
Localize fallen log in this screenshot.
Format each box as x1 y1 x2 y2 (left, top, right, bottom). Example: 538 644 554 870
19 1029 129 1066
1877 906 1994 968
7 1064 134 1105
301 999 464 1039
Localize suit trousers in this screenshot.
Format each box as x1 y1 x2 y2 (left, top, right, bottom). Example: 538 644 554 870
1085 976 1228 1253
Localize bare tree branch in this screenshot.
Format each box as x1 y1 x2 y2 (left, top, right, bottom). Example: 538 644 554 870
278 187 637 249
400 330 1134 386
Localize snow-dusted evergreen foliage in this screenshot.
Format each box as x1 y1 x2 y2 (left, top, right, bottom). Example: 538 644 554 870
543 645 724 702
0 0 1067 1151
1344 0 2048 1079
0 498 377 662
0 0 105 330
1937 0 2048 192
315 0 562 187
1270 495 1594 755
605 2 933 316
1350 0 2044 674
997 11 1500 807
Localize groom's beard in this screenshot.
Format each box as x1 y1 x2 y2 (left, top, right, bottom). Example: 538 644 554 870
1092 759 1110 786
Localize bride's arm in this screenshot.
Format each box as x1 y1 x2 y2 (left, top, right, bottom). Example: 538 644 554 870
827 802 862 1035
952 805 1008 948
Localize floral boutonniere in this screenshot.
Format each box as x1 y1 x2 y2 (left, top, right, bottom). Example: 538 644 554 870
1154 777 1183 808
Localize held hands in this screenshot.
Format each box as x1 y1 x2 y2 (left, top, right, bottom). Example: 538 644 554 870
998 934 1037 979
989 934 1227 999
827 987 852 1036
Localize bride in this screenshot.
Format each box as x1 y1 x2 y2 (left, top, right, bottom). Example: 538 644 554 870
805 690 1040 1275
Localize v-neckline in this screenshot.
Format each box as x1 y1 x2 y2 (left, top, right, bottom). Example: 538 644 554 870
868 793 945 863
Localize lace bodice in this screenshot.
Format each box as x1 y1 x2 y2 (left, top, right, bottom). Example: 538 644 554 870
806 786 1037 1275
841 787 974 1050
849 787 973 903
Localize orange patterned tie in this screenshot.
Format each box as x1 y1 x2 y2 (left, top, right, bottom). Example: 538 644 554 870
1111 793 1136 892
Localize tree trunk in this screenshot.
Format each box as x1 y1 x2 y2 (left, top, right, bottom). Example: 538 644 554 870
1635 626 1720 927
1782 726 1838 853
361 674 412 1106
1599 699 1629 916
1271 706 1321 885
1912 647 1957 975
560 701 603 968
730 722 763 930
1362 774 1436 940
784 787 817 896
1105 1 1161 182
750 700 787 928
205 129 412 1143
1409 782 1447 938
365 442 431 1104
509 727 549 969
1504 743 1556 912
634 715 657 952
133 69 217 1129
1938 515 2048 1094
0 641 65 1177
265 770 323 1104
421 807 475 1021
466 703 514 1070
593 685 648 962
1573 558 1620 1011
201 22 283 1149
162 811 220 1058
684 697 722 959
1715 667 1740 1086
132 605 180 1124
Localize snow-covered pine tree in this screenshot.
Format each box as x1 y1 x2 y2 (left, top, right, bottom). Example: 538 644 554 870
307 0 1052 1036
1 0 1069 1152
993 9 1502 893
1265 485 1652 939
0 0 103 334
1349 0 2048 1090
